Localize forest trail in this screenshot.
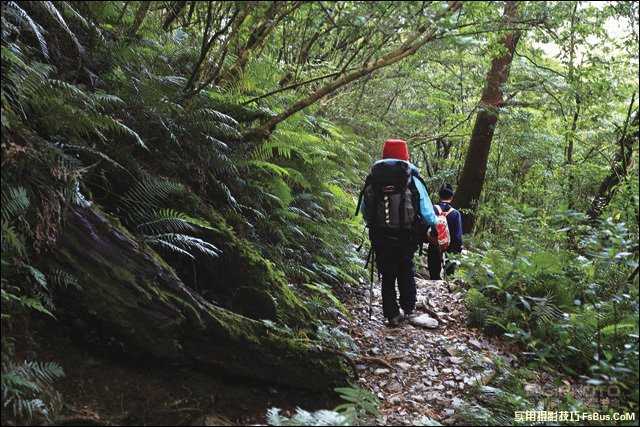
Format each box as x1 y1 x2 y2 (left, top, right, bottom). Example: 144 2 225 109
342 274 517 425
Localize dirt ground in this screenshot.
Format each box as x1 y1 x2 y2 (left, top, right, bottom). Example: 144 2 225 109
24 323 340 426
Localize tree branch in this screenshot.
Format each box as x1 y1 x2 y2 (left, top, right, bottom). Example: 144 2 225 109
246 1 463 139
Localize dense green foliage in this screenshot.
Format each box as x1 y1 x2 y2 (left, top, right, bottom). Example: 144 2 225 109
1 1 638 425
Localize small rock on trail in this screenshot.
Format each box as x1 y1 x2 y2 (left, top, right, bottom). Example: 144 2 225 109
409 313 439 329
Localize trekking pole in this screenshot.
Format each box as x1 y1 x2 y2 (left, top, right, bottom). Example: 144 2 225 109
369 250 375 320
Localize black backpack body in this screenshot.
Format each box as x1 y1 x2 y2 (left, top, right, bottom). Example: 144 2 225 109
356 160 426 237
355 160 431 316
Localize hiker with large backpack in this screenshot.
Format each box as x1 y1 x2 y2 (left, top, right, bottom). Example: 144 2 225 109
356 139 437 327
427 184 463 280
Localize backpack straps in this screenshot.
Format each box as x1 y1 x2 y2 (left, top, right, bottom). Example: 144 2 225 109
435 204 454 217
441 203 454 217
355 188 365 216
399 187 406 227
412 173 428 189
354 175 371 216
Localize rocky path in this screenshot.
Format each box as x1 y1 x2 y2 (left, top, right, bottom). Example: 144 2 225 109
340 275 518 425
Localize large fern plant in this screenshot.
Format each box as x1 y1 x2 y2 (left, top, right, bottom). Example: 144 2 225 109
118 175 222 261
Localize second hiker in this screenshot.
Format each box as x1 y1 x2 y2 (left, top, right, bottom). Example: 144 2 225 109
426 183 463 280
357 139 437 327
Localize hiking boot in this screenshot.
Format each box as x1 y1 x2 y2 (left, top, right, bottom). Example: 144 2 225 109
387 314 403 327
403 310 417 321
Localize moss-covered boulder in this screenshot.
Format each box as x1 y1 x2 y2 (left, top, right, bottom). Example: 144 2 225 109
52 205 351 389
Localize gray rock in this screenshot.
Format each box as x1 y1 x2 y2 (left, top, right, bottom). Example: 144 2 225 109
444 346 458 357
396 362 412 370
468 338 483 350
410 314 439 329
388 380 402 393
452 397 465 408
425 392 441 401
426 368 439 377
374 368 390 375
411 394 425 403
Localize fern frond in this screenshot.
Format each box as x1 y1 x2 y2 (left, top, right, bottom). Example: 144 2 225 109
208 177 238 209
249 160 290 177
189 108 239 127
96 115 147 149
41 79 92 103
145 236 195 259
1 221 26 257
61 144 127 171
1 360 64 423
121 176 185 215
1 186 29 223
5 2 48 58
94 93 126 110
29 1 84 56
49 269 81 290
209 147 238 176
154 74 188 87
58 1 105 44
145 233 221 259
137 209 216 235
194 119 241 140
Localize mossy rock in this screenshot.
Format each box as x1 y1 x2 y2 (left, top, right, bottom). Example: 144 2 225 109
51 205 352 389
230 287 277 321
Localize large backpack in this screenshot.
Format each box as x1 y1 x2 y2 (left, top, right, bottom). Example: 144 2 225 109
355 160 427 236
431 205 452 251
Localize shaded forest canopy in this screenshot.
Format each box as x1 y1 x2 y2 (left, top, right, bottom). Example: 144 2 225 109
1 1 638 425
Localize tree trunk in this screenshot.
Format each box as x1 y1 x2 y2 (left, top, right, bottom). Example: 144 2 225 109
587 111 638 220
452 1 522 233
218 2 303 85
565 2 580 210
565 95 580 210
128 1 152 37
52 205 351 390
163 1 187 31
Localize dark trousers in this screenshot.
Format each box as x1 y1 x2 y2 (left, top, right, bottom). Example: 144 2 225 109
427 243 460 280
373 232 417 320
427 243 443 280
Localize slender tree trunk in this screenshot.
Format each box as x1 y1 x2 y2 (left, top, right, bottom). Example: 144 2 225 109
116 1 131 25
587 108 638 220
162 1 187 31
219 2 303 85
452 1 522 233
247 1 463 140
565 2 580 210
128 1 152 37
566 95 580 209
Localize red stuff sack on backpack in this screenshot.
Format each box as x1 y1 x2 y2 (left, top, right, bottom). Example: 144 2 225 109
433 205 451 251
